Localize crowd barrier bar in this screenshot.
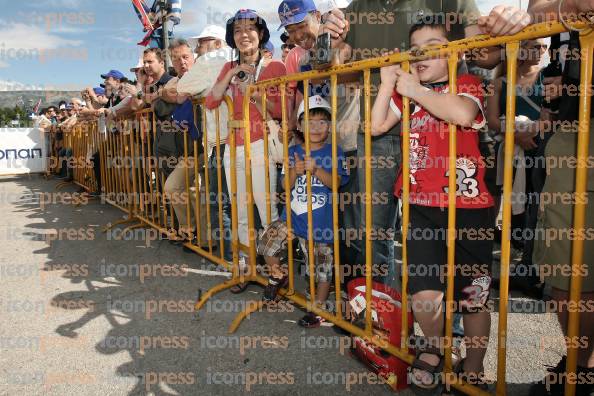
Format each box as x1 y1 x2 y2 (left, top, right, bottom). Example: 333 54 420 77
183 97 242 278
565 29 593 396
59 19 593 396
221 20 592 396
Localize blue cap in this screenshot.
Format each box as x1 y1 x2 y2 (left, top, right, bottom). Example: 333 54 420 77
264 41 275 54
93 87 106 96
278 0 316 30
100 69 125 80
225 9 270 49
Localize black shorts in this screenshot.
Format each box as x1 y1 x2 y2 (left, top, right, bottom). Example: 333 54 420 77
480 140 499 197
407 205 494 313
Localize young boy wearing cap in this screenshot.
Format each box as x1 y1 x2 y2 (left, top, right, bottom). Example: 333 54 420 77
258 95 348 328
371 19 493 392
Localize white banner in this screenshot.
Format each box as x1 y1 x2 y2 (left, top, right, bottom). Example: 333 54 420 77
0 128 46 175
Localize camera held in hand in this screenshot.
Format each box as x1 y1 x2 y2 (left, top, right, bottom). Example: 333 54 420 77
310 32 332 70
233 64 255 84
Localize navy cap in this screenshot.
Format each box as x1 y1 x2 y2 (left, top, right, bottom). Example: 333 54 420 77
225 9 270 49
100 69 125 80
93 87 106 96
278 0 316 30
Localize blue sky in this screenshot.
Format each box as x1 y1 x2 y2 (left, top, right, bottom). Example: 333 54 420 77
0 0 523 91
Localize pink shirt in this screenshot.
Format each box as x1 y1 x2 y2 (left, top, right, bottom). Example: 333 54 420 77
284 46 308 90
205 60 287 146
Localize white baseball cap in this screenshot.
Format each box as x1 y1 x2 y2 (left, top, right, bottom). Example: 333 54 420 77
189 25 227 48
297 95 332 120
315 0 352 14
130 55 144 72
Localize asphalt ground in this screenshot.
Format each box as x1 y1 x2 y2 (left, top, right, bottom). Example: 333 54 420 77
0 174 566 395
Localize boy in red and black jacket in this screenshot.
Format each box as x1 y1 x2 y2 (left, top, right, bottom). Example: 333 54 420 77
371 18 494 393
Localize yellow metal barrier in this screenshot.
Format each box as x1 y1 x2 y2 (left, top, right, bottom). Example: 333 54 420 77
223 20 592 396
61 19 593 396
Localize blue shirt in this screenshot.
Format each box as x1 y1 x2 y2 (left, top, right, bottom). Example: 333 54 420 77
280 143 349 243
172 99 200 141
297 63 330 98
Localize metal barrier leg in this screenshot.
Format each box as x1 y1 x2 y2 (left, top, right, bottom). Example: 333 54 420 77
193 278 244 312
229 300 265 333
120 222 148 235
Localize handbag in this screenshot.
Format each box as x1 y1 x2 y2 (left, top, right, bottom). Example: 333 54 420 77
266 119 284 164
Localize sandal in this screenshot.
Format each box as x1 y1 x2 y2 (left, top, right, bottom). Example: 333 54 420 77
298 312 323 328
446 358 489 395
230 282 249 294
408 344 445 395
262 275 288 301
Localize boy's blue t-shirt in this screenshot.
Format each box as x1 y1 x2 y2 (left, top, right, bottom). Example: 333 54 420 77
280 143 349 243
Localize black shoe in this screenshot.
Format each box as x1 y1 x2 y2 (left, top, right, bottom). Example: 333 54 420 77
529 356 594 396
298 312 322 328
169 238 185 246
509 277 544 299
263 275 288 302
332 323 351 335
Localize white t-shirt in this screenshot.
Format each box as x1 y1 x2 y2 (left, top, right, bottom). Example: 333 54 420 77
178 47 233 153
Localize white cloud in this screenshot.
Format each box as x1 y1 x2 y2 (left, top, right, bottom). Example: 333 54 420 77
0 23 83 67
34 0 82 9
0 80 45 91
0 23 82 51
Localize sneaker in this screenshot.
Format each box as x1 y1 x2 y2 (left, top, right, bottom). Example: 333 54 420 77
298 312 322 328
263 275 288 302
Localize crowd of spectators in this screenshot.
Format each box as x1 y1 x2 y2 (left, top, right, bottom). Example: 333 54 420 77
33 0 594 394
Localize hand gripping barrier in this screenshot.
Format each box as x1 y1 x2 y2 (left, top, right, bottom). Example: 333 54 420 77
196 20 594 396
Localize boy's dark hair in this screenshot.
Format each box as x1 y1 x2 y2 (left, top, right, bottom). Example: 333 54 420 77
409 14 450 42
298 107 331 123
296 107 331 142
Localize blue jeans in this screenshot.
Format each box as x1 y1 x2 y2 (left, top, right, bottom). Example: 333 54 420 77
208 145 232 262
357 133 401 288
339 150 362 285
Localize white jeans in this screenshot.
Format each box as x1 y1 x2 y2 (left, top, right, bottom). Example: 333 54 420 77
223 139 278 250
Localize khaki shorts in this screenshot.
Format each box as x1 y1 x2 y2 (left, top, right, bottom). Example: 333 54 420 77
533 121 594 292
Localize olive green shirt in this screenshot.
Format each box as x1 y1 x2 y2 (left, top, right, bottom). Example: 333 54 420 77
343 0 481 134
